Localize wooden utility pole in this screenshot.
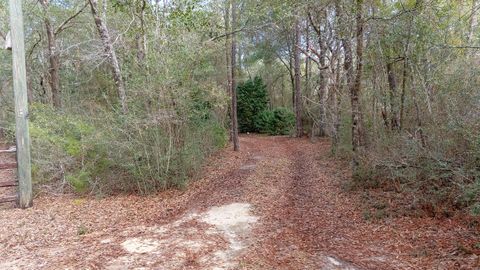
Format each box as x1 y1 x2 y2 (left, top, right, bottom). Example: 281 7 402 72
9 0 33 208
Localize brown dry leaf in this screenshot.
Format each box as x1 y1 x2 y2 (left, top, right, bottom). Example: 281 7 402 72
0 136 478 269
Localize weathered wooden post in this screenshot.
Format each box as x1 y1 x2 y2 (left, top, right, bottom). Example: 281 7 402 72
9 0 33 208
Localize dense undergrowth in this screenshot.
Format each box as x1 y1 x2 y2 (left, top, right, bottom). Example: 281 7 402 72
344 61 480 218
238 77 295 135
4 101 227 195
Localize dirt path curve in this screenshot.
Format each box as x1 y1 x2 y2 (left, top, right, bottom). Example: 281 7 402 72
0 135 478 269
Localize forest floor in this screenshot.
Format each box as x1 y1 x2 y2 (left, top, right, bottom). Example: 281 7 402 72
0 135 479 269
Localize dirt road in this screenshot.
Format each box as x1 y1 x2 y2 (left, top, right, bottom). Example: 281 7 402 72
0 136 478 269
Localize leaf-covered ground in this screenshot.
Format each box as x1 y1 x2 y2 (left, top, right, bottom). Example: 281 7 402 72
0 135 479 269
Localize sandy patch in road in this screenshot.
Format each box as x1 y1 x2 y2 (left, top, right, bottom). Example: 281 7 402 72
106 203 258 269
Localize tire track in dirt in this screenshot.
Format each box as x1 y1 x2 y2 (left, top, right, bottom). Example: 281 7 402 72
286 144 361 269
238 137 359 269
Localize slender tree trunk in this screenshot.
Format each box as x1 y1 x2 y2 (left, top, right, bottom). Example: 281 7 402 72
136 0 147 62
331 52 342 154
289 54 295 107
332 1 343 154
317 30 327 137
305 21 310 99
40 0 61 108
46 23 61 108
399 57 408 130
307 11 327 138
88 0 128 114
351 0 365 169
294 17 303 137
399 17 412 129
410 67 426 147
305 21 315 140
230 0 239 151
386 61 400 130
237 39 242 75
316 10 329 138
225 0 232 141
381 88 389 128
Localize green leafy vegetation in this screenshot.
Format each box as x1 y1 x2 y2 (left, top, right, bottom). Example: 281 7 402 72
254 107 295 135
237 77 294 135
237 76 269 133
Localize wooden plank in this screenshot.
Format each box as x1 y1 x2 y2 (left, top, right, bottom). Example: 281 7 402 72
0 195 17 204
0 147 16 153
9 0 32 208
0 163 17 170
0 181 18 187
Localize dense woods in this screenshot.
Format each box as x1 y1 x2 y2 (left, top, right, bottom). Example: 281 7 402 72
0 0 479 218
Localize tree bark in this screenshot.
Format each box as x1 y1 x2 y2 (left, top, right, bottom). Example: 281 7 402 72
230 0 239 151
305 21 310 98
399 58 408 130
40 0 61 108
386 61 400 130
88 0 128 114
331 51 342 154
294 16 303 137
351 0 365 169
307 11 327 137
225 0 232 141
331 0 343 154
136 0 147 62
410 66 426 147
399 18 413 130
317 32 327 137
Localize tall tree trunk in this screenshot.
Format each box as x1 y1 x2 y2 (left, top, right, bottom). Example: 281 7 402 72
136 0 147 63
351 0 365 169
40 0 61 108
386 61 400 130
224 0 232 141
294 16 303 137
88 0 128 114
332 1 344 154
230 0 240 151
317 29 327 137
410 67 426 147
307 11 327 137
399 58 408 130
289 51 295 108
399 18 413 130
305 21 310 99
314 9 329 138
331 51 342 154
305 20 315 140
237 39 242 75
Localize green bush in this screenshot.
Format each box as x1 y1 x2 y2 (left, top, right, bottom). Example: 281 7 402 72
27 103 110 192
254 110 275 134
23 100 228 194
254 107 295 135
237 77 293 135
351 124 480 217
237 76 269 132
66 170 90 193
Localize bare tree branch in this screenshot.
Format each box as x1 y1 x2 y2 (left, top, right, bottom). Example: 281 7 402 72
55 2 88 36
